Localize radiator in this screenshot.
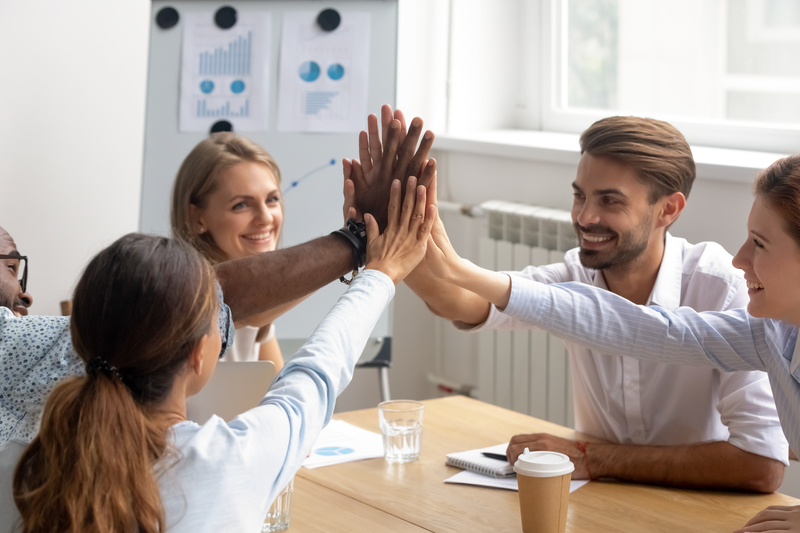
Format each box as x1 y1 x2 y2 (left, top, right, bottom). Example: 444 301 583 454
477 201 579 428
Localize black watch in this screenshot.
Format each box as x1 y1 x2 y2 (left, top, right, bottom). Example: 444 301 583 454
331 218 367 270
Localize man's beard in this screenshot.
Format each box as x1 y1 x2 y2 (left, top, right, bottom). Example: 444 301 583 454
0 290 16 314
575 210 652 272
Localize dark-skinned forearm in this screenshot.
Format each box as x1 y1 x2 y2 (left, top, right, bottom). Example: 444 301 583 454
588 440 785 493
214 235 353 323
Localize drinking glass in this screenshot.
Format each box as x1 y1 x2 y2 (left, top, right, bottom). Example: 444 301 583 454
262 477 293 532
378 400 424 463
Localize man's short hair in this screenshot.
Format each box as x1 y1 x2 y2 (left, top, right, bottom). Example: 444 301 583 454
579 116 696 204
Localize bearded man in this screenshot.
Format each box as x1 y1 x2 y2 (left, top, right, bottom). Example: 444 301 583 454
404 116 788 492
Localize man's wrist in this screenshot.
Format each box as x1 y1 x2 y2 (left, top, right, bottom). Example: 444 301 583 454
330 219 367 270
586 443 612 479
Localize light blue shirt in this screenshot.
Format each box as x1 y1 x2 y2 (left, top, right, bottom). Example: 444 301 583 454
0 269 394 533
0 284 235 444
503 276 800 454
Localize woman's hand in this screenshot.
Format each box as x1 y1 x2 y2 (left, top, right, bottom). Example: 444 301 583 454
735 505 800 532
365 176 435 284
425 207 464 283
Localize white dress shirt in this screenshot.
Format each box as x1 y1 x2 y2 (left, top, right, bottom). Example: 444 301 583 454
462 233 788 464
0 270 394 533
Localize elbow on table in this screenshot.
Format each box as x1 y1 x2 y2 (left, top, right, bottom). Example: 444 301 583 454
742 460 785 494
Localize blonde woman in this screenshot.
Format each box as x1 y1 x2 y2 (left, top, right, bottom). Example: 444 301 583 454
172 133 294 369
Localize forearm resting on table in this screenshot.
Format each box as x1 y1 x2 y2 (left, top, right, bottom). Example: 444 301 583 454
215 235 353 324
589 440 784 493
404 261 491 325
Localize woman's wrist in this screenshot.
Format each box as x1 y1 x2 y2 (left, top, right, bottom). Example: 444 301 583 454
365 263 400 285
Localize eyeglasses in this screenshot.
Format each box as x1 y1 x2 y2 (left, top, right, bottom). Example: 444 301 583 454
0 254 28 293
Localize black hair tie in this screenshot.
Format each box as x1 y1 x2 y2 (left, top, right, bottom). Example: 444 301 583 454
86 355 123 381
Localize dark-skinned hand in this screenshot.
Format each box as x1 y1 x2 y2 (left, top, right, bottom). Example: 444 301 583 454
344 104 436 231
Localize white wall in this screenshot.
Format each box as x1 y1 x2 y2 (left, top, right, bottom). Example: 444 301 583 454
0 1 150 316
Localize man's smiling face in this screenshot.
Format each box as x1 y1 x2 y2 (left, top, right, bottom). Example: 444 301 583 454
0 227 32 316
571 154 657 273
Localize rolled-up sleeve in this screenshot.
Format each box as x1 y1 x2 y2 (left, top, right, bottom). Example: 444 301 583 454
717 371 789 465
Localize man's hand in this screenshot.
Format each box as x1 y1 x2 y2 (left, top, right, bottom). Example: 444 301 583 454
349 105 435 230
507 433 591 479
735 505 800 532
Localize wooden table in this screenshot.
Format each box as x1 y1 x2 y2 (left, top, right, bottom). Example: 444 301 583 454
290 396 799 532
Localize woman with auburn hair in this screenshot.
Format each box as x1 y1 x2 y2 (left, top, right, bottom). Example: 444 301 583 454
422 155 800 531
0 177 435 533
171 132 292 369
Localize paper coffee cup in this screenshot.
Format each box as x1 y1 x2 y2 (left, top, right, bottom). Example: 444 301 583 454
514 448 574 533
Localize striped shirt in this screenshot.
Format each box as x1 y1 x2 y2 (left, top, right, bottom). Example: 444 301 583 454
503 276 800 454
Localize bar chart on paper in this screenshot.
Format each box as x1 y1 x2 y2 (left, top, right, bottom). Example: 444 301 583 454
198 32 252 76
180 12 271 131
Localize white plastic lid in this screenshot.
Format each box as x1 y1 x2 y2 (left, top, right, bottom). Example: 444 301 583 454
513 448 575 478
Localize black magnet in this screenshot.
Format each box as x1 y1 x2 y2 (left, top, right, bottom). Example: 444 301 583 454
210 120 233 133
214 6 237 29
155 7 179 29
317 9 341 32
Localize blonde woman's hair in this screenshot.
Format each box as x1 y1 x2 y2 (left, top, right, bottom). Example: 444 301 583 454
171 132 283 264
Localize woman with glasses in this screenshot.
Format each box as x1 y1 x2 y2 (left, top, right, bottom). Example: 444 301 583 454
0 177 435 533
423 155 800 531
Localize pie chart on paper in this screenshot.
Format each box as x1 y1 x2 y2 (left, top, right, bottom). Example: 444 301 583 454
299 61 321 82
315 446 355 456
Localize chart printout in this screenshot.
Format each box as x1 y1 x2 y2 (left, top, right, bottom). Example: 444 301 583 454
180 12 271 132
277 12 371 132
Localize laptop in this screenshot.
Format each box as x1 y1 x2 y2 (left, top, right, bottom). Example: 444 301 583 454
186 361 277 424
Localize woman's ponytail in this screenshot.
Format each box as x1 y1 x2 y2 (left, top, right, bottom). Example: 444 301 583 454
14 374 170 533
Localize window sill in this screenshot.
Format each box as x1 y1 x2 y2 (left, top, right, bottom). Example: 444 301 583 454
435 130 788 184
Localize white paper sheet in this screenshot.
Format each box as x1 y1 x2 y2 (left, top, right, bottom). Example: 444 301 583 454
277 12 371 132
444 470 590 493
180 12 271 132
302 419 384 469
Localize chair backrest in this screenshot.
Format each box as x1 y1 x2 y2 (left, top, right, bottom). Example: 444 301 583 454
185 361 276 424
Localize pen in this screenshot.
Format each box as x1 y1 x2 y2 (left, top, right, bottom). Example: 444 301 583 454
482 452 509 462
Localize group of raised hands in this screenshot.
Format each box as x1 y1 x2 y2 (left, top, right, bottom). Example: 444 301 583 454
343 105 514 312
339 105 462 287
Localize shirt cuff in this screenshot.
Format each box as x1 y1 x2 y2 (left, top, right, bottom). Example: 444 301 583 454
501 275 548 325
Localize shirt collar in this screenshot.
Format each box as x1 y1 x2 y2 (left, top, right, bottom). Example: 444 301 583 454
646 232 682 309
591 232 681 309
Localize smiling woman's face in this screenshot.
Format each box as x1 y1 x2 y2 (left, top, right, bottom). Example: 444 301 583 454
733 195 800 326
192 161 283 261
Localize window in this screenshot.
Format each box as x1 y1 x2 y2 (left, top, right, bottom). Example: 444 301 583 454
543 0 800 152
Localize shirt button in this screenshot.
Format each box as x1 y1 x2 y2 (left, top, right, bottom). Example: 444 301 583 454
633 430 643 437
625 381 634 389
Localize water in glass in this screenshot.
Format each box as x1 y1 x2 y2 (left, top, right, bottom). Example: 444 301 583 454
262 477 293 532
381 420 422 463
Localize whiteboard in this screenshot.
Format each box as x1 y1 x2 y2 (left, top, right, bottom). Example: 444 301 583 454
140 0 397 340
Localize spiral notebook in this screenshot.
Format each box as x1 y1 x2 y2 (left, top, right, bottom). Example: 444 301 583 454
445 443 515 478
